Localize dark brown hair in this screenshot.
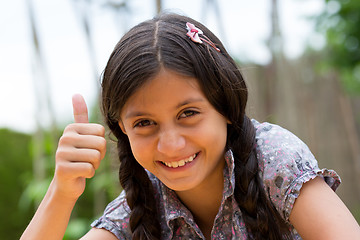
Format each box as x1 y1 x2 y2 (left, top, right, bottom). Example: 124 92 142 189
101 13 291 240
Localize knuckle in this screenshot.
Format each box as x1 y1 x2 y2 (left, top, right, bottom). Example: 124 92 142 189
58 135 68 146
98 137 107 151
85 164 95 178
64 123 76 132
58 132 76 146
94 124 105 136
89 150 100 162
55 161 68 176
55 147 67 160
95 150 101 160
99 125 106 136
91 151 101 169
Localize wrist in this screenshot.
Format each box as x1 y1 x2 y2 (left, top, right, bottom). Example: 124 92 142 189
47 179 80 206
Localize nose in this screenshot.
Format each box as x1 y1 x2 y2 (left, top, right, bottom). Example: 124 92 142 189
157 127 185 155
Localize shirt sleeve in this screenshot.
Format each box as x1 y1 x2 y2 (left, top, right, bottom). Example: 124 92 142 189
91 191 132 239
253 120 341 221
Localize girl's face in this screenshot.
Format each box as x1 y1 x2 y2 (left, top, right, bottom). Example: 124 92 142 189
119 68 228 193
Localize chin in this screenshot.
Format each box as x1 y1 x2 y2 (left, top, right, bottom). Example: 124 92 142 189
162 179 200 192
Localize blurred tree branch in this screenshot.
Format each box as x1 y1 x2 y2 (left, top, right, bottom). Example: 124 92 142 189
316 0 360 94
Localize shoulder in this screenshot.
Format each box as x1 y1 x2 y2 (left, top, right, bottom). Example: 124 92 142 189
251 119 341 220
252 119 317 175
252 119 311 155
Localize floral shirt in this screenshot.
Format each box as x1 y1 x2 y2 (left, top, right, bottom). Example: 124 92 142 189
91 120 341 239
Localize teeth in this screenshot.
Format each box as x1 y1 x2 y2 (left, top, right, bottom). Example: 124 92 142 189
163 153 196 168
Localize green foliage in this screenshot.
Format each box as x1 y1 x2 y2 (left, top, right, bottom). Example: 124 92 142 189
316 0 360 94
353 204 360 223
64 218 93 240
0 125 121 240
0 129 34 240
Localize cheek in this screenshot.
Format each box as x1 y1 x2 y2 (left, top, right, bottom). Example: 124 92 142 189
192 117 228 149
209 124 227 149
127 135 154 164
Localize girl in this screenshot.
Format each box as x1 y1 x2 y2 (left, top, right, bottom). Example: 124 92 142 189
21 13 360 240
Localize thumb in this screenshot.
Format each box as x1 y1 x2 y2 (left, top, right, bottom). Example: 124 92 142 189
72 94 89 123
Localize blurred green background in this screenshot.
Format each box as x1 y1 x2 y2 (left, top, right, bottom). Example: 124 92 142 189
1 0 359 239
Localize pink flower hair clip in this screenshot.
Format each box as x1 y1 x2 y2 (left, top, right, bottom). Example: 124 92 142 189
186 22 220 52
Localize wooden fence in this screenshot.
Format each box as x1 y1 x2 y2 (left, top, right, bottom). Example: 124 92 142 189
242 54 360 213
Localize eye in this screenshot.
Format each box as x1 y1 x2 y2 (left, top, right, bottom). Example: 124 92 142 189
134 119 155 128
179 110 199 119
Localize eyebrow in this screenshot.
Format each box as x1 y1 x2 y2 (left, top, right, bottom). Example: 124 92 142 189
176 97 204 109
124 97 205 120
124 111 152 120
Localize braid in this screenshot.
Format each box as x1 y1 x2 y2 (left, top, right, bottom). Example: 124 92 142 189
230 116 292 239
116 132 161 240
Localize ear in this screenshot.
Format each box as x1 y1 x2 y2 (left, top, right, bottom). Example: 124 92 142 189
118 120 127 135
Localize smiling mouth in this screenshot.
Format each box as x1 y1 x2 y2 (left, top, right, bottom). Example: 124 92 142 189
161 153 198 168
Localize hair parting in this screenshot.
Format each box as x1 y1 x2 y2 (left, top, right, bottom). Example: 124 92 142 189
153 21 162 63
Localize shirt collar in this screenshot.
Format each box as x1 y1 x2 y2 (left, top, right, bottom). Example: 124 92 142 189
160 180 202 238
223 149 236 199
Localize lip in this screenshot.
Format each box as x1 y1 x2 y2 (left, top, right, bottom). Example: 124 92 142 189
158 152 200 170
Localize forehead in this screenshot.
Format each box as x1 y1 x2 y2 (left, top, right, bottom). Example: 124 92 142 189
120 69 205 116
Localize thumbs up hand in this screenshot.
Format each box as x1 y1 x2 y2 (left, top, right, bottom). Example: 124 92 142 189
53 94 106 201
72 93 89 123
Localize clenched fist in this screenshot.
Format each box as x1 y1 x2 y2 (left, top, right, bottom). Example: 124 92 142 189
53 94 106 201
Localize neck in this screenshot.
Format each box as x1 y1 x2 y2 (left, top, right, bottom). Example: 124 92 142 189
175 160 225 238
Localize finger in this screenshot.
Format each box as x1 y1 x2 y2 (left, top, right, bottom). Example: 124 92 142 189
64 123 105 137
72 94 89 123
57 148 103 170
59 134 106 151
56 161 95 179
74 136 107 160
